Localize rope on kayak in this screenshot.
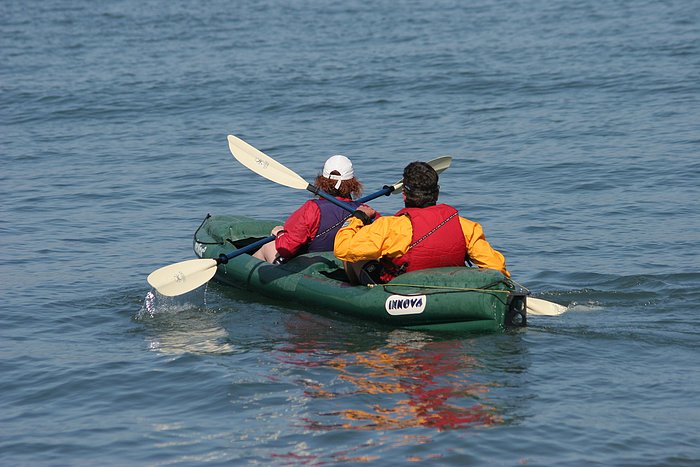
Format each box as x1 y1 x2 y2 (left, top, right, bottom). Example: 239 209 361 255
508 279 531 295
367 281 513 296
193 214 221 245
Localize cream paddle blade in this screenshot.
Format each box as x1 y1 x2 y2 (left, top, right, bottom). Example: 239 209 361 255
430 156 452 175
227 134 308 190
147 258 218 297
228 134 363 212
527 297 568 316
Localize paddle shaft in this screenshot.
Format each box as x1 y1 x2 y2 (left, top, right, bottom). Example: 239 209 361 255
311 183 397 211
357 185 394 203
216 235 275 264
305 184 362 213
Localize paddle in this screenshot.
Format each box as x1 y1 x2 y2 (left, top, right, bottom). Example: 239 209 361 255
146 137 452 297
526 297 568 316
147 236 274 297
227 135 451 212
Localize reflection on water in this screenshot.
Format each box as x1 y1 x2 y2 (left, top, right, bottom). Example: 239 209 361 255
145 324 235 355
279 323 503 432
135 291 237 355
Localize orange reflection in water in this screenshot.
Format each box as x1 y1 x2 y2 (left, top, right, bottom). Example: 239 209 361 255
284 331 503 432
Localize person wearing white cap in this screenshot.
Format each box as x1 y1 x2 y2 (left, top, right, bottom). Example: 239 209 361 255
252 155 376 263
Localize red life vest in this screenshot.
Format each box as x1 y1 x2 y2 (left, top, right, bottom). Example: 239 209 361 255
382 204 467 280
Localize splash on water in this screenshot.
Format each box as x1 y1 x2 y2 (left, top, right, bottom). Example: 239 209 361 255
144 291 156 318
134 288 237 355
136 284 210 320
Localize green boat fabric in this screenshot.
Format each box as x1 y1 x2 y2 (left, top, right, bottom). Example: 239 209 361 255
193 215 527 332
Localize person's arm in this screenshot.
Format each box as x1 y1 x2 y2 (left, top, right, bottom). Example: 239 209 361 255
334 215 411 262
275 201 320 258
459 217 510 277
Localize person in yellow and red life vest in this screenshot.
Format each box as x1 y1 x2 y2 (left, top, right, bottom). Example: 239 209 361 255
253 155 377 263
333 161 509 284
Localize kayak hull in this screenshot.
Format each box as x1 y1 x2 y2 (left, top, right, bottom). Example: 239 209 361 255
193 215 527 332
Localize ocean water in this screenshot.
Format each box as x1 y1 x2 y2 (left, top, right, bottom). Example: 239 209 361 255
2 0 699 464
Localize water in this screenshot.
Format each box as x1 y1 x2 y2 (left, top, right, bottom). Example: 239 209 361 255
2 0 699 464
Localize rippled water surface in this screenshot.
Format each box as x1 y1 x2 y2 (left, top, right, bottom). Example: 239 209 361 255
2 0 699 464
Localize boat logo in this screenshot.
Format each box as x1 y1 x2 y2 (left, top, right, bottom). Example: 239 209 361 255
193 242 207 257
385 294 427 316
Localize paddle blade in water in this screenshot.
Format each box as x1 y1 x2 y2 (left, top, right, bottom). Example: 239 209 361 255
527 297 568 316
147 259 218 297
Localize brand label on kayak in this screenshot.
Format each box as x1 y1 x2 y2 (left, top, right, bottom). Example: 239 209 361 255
385 295 427 315
193 242 207 258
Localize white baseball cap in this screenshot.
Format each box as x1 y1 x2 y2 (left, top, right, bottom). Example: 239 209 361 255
323 155 354 189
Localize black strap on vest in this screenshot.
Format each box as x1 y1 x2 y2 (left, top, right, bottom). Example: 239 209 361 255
406 211 458 251
311 214 351 241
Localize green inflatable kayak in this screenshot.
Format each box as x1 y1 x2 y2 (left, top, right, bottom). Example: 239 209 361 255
193 215 528 333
